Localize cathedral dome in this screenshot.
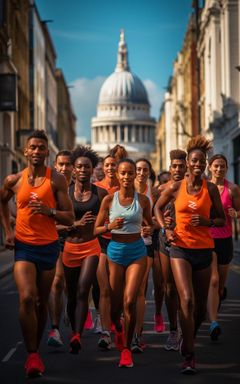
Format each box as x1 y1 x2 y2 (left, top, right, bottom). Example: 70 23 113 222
98 31 149 106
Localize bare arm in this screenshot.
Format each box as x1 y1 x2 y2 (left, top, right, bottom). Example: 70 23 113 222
207 182 226 227
228 183 240 219
0 174 20 248
154 182 179 228
94 195 124 236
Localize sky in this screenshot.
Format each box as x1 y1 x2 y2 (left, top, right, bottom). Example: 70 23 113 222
36 0 193 141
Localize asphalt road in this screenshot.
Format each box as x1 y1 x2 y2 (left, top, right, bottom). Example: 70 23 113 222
0 263 240 384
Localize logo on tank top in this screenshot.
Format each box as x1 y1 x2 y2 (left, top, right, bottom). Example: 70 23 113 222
30 192 39 201
188 200 197 210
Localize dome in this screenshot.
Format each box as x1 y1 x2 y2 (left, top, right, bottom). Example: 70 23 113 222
98 30 149 106
99 71 149 105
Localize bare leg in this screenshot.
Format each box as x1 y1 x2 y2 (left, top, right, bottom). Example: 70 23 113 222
108 260 125 331
193 266 211 335
124 257 147 349
135 256 152 335
97 253 111 331
207 252 219 322
152 250 165 316
48 255 65 327
170 258 194 355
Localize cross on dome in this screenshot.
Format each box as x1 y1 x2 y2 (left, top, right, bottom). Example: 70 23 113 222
115 29 130 72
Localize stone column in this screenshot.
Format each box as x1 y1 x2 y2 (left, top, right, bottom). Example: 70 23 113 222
132 125 135 142
124 125 128 142
117 125 121 142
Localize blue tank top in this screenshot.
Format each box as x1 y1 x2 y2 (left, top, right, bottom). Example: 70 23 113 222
109 191 143 234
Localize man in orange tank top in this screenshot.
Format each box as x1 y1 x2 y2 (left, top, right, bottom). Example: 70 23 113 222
0 130 74 378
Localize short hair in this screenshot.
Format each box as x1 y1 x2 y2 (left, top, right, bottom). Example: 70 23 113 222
135 158 152 172
186 135 212 157
71 146 99 168
55 150 72 161
27 130 48 144
208 154 228 167
170 149 187 161
109 145 128 162
117 158 136 171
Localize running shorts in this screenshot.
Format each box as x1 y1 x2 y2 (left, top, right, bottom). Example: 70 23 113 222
107 238 147 267
15 239 60 271
213 236 233 265
170 246 213 271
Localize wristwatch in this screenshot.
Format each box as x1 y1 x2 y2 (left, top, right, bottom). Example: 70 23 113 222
161 227 166 235
49 208 57 217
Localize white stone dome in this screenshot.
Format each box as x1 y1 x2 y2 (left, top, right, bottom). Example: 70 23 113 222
98 30 149 106
99 71 149 105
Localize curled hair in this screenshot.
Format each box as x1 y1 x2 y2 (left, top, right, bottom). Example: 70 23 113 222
117 158 136 171
170 149 186 161
109 145 128 162
55 150 72 161
135 158 152 172
27 130 48 143
186 135 212 157
71 146 99 168
208 154 228 167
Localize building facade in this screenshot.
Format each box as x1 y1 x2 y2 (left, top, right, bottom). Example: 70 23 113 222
91 31 156 160
198 0 240 182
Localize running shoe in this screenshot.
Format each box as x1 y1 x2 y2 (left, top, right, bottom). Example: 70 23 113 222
154 313 165 332
181 354 197 374
164 330 179 351
47 329 64 347
84 310 94 330
131 334 144 353
119 348 134 368
98 331 112 350
114 328 125 352
69 333 81 354
93 313 102 334
210 321 222 341
25 352 45 378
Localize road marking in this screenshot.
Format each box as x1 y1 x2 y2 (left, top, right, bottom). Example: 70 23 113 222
2 341 23 362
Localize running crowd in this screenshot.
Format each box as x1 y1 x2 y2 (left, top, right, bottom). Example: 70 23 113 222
0 130 240 378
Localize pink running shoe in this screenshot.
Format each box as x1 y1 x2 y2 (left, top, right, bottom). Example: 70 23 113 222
154 313 165 333
119 348 133 368
84 310 94 330
181 354 197 374
25 352 45 378
70 333 81 354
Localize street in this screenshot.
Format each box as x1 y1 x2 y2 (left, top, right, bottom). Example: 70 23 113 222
0 260 240 384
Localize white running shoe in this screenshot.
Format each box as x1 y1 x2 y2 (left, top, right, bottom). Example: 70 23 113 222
93 313 102 334
164 331 179 351
47 329 64 347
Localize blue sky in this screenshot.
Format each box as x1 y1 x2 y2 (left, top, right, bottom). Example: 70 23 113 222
36 0 193 141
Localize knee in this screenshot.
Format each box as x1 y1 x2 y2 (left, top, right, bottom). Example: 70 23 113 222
76 288 88 302
52 276 65 294
180 293 194 314
124 296 136 314
100 286 110 299
20 291 37 311
165 283 177 299
210 275 219 289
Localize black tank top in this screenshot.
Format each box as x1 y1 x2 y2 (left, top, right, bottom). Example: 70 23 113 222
69 183 102 219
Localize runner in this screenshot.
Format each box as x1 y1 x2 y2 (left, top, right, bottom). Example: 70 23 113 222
47 150 73 347
94 149 124 349
0 130 74 378
95 158 153 368
61 146 107 354
131 158 158 352
154 135 226 374
156 149 187 351
207 154 240 340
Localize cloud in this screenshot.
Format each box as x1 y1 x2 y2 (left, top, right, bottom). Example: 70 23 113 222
69 76 106 141
69 76 163 142
143 79 164 120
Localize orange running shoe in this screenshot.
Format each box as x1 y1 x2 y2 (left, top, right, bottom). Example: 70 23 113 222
24 352 45 378
119 348 133 368
154 313 165 332
70 333 81 354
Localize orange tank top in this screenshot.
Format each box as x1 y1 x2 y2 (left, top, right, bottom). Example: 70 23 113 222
15 167 58 245
174 178 214 249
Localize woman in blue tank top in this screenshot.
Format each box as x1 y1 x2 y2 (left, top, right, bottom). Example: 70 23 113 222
95 159 153 368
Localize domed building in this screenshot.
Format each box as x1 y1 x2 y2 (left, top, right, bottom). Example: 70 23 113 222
91 31 156 160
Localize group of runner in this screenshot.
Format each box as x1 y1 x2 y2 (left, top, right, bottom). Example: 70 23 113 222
0 130 240 377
